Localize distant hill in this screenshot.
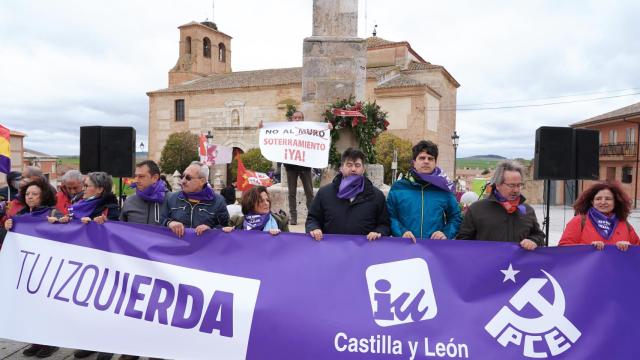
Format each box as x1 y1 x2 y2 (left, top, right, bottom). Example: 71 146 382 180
457 155 530 169
463 154 507 161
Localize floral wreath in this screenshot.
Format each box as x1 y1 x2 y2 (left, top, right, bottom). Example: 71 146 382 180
323 96 390 168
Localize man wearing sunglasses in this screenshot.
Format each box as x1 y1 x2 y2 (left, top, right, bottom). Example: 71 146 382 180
456 160 544 250
161 161 229 237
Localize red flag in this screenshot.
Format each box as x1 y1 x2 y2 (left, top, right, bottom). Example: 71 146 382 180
198 134 207 163
236 155 273 191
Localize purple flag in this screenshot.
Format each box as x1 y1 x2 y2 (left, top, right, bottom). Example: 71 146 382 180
1 217 639 359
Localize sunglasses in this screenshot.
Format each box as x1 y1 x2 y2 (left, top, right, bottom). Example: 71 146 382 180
180 174 197 181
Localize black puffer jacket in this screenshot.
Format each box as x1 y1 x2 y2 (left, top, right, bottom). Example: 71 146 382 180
305 174 390 236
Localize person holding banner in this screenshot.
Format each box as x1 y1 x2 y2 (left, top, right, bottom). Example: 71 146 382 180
3 178 60 358
283 111 314 225
162 161 229 237
120 160 168 225
54 169 84 215
306 148 389 241
222 186 289 234
387 140 461 242
50 171 120 225
456 160 544 250
559 181 639 250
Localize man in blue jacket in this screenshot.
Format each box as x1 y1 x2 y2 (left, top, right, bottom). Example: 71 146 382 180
162 161 229 237
387 140 461 242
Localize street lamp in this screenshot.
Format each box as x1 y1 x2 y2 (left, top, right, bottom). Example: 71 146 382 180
139 141 145 152
451 131 460 190
206 130 214 145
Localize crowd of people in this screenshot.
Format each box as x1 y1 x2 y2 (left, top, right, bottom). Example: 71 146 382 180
1 114 638 358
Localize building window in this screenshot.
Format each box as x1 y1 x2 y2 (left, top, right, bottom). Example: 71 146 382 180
175 99 185 122
622 166 633 183
185 36 192 54
218 43 226 62
606 167 616 181
626 127 636 143
609 129 617 144
203 37 211 58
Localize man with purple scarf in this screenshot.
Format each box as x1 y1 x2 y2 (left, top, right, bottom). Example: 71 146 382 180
161 161 229 237
387 140 462 242
306 148 389 241
456 160 544 250
121 160 168 226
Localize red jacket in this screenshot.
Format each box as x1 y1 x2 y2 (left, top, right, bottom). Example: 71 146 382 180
55 191 72 215
559 215 640 246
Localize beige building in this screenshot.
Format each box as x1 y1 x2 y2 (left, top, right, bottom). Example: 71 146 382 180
147 21 459 183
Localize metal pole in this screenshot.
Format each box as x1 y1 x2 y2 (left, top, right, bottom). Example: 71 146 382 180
391 148 398 183
545 179 551 247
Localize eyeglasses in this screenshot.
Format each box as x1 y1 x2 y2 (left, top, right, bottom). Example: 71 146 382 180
502 183 525 189
180 174 196 181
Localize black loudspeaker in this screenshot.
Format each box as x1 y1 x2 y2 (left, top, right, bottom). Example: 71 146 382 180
574 129 599 180
80 126 136 177
534 127 575 180
80 126 101 174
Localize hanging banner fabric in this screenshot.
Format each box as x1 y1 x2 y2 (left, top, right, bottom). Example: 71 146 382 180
259 121 330 168
0 216 638 359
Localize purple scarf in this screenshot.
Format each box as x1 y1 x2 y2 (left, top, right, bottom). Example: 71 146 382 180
183 184 216 202
337 175 365 200
410 167 455 193
131 181 167 203
19 206 51 218
243 213 271 231
69 197 100 219
588 207 618 240
492 188 527 215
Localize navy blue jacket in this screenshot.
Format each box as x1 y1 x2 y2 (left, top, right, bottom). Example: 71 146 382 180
161 191 229 229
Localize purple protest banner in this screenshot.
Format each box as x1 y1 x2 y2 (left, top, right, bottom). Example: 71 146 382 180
0 216 639 359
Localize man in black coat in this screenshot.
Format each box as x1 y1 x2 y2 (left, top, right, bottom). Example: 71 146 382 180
305 148 390 241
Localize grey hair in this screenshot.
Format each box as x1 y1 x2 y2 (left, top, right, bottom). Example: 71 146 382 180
490 160 524 185
189 161 210 180
61 169 84 183
24 166 44 179
86 171 113 195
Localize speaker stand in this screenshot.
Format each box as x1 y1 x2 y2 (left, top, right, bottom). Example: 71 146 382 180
543 179 551 247
118 177 125 208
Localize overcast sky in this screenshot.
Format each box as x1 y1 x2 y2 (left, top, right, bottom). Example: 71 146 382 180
2 0 639 159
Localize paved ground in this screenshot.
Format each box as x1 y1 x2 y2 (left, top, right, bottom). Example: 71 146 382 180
3 205 639 358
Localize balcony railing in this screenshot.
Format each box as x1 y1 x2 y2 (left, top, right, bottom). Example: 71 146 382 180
600 142 637 156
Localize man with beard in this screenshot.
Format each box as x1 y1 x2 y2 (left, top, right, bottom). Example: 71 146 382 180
120 160 168 225
306 148 389 241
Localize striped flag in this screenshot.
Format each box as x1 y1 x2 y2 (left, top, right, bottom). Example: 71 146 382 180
0 125 11 174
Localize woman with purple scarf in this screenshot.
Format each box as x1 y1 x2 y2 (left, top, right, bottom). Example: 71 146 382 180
559 181 639 250
223 186 289 235
3 178 60 358
51 171 120 225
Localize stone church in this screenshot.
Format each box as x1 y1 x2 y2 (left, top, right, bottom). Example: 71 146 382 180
147 16 459 184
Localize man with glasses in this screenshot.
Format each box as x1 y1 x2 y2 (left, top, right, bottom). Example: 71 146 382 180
161 161 229 237
456 160 544 250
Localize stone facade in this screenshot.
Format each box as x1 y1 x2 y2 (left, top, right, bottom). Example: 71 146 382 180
147 20 460 184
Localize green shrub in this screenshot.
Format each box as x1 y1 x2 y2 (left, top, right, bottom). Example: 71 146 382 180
159 131 199 174
374 133 413 184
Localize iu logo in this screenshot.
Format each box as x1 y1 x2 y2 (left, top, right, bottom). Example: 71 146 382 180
365 258 437 327
485 268 581 358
